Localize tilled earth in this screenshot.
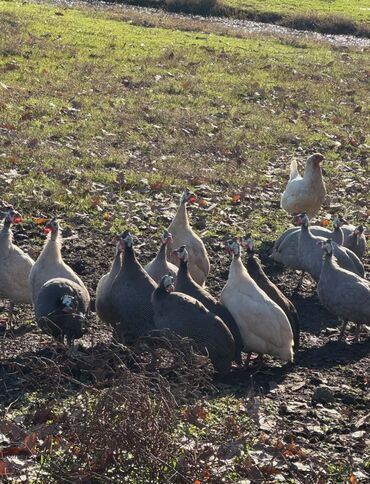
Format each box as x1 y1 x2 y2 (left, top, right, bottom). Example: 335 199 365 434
0 217 369 481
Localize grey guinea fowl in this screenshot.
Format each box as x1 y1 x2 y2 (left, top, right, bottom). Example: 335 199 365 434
110 231 157 344
317 239 370 341
0 208 34 324
35 277 89 344
29 218 90 306
95 242 122 325
344 225 367 260
271 215 344 269
297 213 364 281
152 274 235 374
172 245 243 364
144 230 178 283
242 236 300 352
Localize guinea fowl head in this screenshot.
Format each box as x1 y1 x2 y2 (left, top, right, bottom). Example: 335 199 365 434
160 230 173 245
172 245 188 261
181 189 196 205
333 215 341 229
119 230 134 249
226 238 240 257
318 238 334 258
307 153 324 165
354 225 364 237
160 274 175 293
295 212 309 227
4 208 22 225
43 218 59 235
60 294 76 314
241 235 254 254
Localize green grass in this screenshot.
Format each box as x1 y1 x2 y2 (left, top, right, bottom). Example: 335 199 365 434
0 1 368 237
221 0 370 24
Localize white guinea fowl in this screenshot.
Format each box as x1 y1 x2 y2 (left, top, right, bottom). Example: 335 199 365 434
281 153 326 219
220 238 294 364
144 230 178 283
0 208 34 322
167 189 210 287
95 241 122 325
317 239 370 341
29 218 90 306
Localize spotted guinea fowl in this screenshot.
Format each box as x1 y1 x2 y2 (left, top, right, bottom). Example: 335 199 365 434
144 230 178 283
110 231 157 344
0 208 34 323
167 189 210 286
297 213 364 281
29 218 90 306
221 239 294 364
317 239 370 341
281 153 326 219
95 241 122 325
344 225 366 259
271 216 345 274
152 274 235 374
241 236 300 351
35 277 89 345
172 245 243 364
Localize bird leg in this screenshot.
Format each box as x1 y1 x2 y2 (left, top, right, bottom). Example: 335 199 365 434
7 301 15 332
354 324 362 342
338 320 348 341
295 271 306 291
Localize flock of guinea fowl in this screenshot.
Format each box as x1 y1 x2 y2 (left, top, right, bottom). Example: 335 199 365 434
0 153 369 374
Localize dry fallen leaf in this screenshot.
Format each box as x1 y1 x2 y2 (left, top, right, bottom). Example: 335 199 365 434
34 217 48 225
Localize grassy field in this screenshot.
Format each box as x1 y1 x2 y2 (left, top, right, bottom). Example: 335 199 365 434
221 0 370 24
0 1 369 481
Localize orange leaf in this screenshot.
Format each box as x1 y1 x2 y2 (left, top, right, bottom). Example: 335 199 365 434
231 194 241 203
103 212 112 221
24 432 37 454
321 218 330 227
150 181 163 190
194 480 202 484
34 217 48 225
350 474 357 484
198 198 209 207
0 446 30 457
0 460 9 476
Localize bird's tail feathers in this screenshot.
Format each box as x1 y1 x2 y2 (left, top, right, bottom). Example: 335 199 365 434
289 159 300 181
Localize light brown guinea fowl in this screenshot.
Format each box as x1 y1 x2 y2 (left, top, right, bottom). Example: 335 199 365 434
95 242 122 325
29 218 90 306
152 274 235 375
0 208 34 323
144 230 178 283
172 245 243 364
167 189 210 286
241 236 300 351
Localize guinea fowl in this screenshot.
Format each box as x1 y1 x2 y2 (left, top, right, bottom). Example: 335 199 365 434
172 245 243 364
152 274 235 374
29 218 90 306
0 208 34 323
144 230 178 283
220 239 294 364
317 239 370 341
110 231 157 344
271 216 344 270
344 225 366 259
167 189 210 287
35 278 89 345
95 241 122 325
281 153 326 219
297 213 364 281
241 236 300 351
